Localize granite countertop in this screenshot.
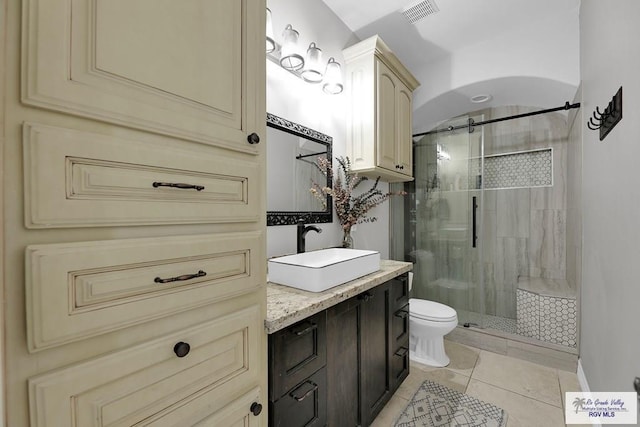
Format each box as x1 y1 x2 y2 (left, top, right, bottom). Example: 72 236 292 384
265 259 413 334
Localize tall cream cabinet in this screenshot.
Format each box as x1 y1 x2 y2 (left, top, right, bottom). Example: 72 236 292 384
1 0 267 425
343 35 420 183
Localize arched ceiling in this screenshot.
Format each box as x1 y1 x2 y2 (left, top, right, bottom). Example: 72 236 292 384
321 0 581 131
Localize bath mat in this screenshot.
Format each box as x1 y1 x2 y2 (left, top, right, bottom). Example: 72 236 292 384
394 380 508 427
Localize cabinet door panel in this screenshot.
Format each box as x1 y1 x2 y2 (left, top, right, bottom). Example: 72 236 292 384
22 0 263 153
376 60 398 172
397 84 413 175
26 231 263 352
28 305 262 427
24 123 260 228
327 299 361 427
360 285 391 425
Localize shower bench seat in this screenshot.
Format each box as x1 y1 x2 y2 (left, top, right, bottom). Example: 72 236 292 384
516 276 577 348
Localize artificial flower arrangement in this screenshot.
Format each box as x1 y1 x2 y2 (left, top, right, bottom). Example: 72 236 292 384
310 156 405 248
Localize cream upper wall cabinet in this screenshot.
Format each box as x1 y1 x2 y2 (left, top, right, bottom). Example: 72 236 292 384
22 0 264 154
343 35 420 183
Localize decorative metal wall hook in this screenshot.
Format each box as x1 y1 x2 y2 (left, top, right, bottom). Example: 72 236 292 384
588 86 622 141
587 117 601 130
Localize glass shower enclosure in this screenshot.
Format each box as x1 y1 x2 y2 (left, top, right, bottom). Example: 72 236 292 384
391 114 486 328
393 107 578 347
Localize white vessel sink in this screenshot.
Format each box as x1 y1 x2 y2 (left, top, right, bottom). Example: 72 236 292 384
268 248 381 292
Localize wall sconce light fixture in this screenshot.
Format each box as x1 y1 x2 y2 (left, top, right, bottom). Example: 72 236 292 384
322 58 343 95
266 9 343 95
266 8 276 54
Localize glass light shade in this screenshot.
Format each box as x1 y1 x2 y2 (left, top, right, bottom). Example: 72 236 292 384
301 42 323 83
266 8 275 53
322 57 343 94
280 24 304 70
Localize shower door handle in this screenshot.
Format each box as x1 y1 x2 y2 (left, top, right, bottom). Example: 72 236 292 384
472 196 478 248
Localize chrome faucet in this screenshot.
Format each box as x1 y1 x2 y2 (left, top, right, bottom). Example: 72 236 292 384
297 219 322 253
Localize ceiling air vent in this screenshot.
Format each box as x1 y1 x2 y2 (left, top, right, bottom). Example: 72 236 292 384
401 0 440 24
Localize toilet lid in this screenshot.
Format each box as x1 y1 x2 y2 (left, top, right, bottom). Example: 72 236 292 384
410 298 457 322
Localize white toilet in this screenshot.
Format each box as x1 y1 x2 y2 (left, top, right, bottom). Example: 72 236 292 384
409 298 458 367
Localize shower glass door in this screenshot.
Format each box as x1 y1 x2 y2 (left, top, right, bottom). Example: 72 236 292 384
391 115 485 327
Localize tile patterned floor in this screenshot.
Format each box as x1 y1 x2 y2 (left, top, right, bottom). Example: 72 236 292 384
371 340 584 427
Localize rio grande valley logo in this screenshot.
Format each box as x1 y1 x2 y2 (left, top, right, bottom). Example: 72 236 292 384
566 392 637 424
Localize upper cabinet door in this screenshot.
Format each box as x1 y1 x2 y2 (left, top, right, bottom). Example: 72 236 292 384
396 83 413 176
22 0 264 154
376 60 399 172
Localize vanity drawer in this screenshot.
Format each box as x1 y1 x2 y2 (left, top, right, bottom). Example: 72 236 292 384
270 367 327 427
28 305 263 427
26 231 263 352
390 273 410 310
23 122 260 228
392 303 410 344
269 311 327 400
391 342 410 389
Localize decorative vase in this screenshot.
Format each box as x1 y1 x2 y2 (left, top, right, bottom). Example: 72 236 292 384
342 228 353 249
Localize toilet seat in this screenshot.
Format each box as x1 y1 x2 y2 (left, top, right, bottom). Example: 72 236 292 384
410 298 457 322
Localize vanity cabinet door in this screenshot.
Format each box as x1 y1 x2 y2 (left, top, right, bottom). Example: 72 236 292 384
360 283 392 426
326 298 361 427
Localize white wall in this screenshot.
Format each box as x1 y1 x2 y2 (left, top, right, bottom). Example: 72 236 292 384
409 4 581 131
412 10 581 108
266 0 392 258
579 0 640 394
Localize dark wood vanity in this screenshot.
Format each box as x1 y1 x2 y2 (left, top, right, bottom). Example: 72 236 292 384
268 273 410 426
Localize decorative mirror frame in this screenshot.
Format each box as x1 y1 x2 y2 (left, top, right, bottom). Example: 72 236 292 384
266 113 333 226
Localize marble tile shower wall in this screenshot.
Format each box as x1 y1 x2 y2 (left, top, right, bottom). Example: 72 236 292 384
474 107 569 319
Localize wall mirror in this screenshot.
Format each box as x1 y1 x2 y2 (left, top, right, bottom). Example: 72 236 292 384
267 113 333 226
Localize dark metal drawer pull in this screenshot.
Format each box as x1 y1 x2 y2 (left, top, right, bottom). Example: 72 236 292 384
395 347 409 357
290 380 318 402
154 270 207 284
291 321 317 336
152 181 205 191
394 309 409 319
